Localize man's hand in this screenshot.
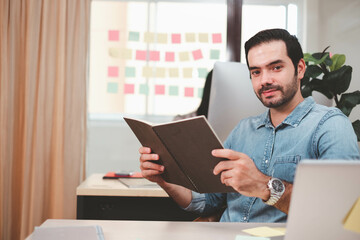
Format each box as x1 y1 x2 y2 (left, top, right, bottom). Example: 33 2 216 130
212 149 270 201
139 147 165 184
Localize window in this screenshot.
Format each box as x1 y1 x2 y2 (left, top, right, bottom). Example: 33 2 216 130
88 0 227 119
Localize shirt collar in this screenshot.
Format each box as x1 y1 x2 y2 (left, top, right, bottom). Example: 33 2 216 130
255 97 316 129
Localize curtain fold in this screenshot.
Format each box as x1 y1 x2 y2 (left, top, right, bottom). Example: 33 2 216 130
0 1 90 239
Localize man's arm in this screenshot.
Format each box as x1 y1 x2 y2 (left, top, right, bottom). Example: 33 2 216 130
212 149 292 214
139 147 192 208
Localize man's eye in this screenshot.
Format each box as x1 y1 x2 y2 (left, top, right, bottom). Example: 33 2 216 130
273 65 282 71
251 71 260 76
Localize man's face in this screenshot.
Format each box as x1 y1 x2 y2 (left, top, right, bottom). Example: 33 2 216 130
247 40 304 109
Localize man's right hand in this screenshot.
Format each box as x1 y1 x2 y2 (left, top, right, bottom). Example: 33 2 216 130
139 147 165 184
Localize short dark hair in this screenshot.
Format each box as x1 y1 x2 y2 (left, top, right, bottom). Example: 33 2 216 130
244 28 304 73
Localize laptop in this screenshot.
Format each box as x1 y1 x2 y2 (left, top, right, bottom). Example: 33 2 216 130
285 160 360 240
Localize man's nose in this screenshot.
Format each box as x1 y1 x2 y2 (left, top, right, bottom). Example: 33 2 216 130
260 70 273 86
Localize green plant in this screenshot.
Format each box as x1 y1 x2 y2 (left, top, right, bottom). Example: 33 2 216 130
301 46 360 141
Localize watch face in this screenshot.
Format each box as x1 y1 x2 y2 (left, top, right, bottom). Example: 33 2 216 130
272 179 284 192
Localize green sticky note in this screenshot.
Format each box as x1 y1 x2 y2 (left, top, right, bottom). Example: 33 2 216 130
210 49 220 60
198 88 203 98
125 67 136 77
129 31 140 41
169 86 179 96
198 68 208 78
139 84 149 95
107 82 118 93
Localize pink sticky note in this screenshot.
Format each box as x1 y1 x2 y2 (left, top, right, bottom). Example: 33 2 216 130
212 33 222 43
155 85 165 95
165 52 175 62
192 49 203 60
184 87 194 97
172 34 181 44
108 30 119 41
149 51 160 61
136 50 147 60
108 66 119 77
124 84 135 94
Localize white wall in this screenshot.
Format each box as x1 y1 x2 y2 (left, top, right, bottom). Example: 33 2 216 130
305 0 360 122
86 0 360 177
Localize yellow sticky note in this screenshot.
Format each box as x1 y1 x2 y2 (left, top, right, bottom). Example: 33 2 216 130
198 33 208 43
120 48 132 59
155 67 166 78
168 68 179 78
179 52 190 61
343 197 360 234
144 32 155 43
109 48 120 58
183 68 193 78
242 227 286 237
142 66 153 78
185 33 196 42
157 33 168 43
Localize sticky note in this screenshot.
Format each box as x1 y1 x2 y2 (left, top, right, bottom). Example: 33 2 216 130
210 49 220 60
172 33 181 44
149 51 160 61
107 82 118 93
169 86 179 96
139 84 149 95
212 33 222 43
165 52 175 62
157 33 168 43
128 31 140 41
198 88 203 98
144 32 155 43
125 67 136 78
235 236 270 240
192 49 203 60
155 68 166 78
198 68 208 78
183 68 193 78
169 68 179 78
179 52 190 61
142 66 153 78
198 33 208 43
185 33 196 42
242 227 286 237
155 85 165 95
108 30 119 41
343 197 360 234
184 87 194 97
136 50 147 61
124 83 135 94
110 48 132 59
108 66 119 77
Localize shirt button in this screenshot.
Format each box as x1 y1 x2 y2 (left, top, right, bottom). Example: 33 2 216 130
243 217 247 221
265 160 269 163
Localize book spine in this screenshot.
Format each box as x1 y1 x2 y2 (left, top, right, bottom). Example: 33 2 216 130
152 128 199 192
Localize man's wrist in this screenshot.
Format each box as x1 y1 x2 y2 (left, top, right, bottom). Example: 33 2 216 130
259 176 271 201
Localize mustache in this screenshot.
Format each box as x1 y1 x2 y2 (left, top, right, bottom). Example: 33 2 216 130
258 85 282 94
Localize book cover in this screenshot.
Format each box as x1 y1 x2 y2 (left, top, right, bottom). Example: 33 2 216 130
124 116 234 193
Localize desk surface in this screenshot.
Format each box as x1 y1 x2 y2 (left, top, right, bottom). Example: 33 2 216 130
27 219 286 240
77 174 168 197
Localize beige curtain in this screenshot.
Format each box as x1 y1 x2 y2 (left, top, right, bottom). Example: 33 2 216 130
0 0 90 239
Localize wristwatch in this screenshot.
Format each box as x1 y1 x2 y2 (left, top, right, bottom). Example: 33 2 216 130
265 178 285 206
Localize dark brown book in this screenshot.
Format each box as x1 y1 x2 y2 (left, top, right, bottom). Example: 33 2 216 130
124 116 235 193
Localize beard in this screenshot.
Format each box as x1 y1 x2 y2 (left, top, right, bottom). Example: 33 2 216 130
255 75 299 108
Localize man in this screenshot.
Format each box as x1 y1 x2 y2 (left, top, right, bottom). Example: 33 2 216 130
139 29 360 222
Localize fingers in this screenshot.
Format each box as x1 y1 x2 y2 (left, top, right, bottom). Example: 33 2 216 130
213 160 234 175
212 149 246 160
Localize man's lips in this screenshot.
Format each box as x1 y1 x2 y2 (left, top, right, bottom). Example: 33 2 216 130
261 88 278 97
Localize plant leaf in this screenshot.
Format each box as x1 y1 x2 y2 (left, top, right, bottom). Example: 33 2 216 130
301 78 333 99
312 52 332 66
305 65 323 78
338 91 360 116
304 53 329 65
330 54 346 71
352 120 360 142
323 65 352 94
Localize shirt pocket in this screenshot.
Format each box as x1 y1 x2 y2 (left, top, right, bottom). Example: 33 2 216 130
270 155 301 183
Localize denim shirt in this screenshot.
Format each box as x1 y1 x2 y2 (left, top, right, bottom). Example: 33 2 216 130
184 97 360 222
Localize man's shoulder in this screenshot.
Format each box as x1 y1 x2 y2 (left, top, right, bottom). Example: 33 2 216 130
309 103 346 122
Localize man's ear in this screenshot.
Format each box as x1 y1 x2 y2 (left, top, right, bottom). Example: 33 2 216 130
297 58 306 80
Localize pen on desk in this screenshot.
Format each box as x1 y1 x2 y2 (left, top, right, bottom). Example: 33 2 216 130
115 172 133 177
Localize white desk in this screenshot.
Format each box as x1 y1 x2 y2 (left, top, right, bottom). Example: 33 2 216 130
76 174 197 220
27 219 286 240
